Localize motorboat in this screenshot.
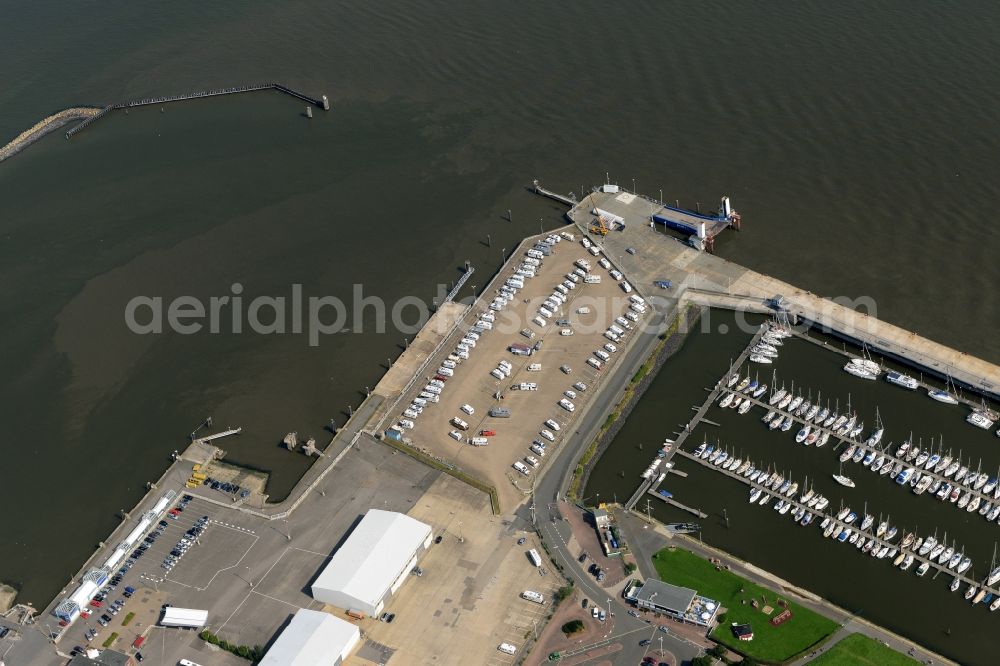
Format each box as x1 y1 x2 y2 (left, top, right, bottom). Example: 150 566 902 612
713 451 728 466
824 410 839 428
974 473 989 491
785 482 799 497
780 418 793 432
984 477 998 495
900 533 914 549
816 432 830 448
991 597 1000 612
744 378 759 394
966 496 981 513
753 383 768 398
844 512 858 525
871 456 887 473
852 447 866 464
694 441 707 457
951 577 962 592
832 474 856 488
788 394 804 413
968 411 995 430
895 467 916 485
914 451 929 467
800 512 814 526
837 528 851 542
879 458 895 476
924 453 941 471
837 506 852 521
839 445 857 463
848 532 860 544
848 357 881 375
749 354 773 364
823 522 837 538
893 551 907 566
955 466 969 483
819 516 831 530
796 400 812 418
769 415 785 431
749 487 763 503
896 441 911 458
936 483 952 500
886 370 919 390
805 430 819 445
916 562 930 576
730 395 743 410
919 536 938 557
805 403 820 422
973 589 988 604
849 423 865 439
762 410 777 423
914 476 934 495
929 542 946 561
862 449 876 466
759 493 772 506
900 555 915 570
718 392 734 408
860 514 875 531
938 545 955 565
814 496 830 511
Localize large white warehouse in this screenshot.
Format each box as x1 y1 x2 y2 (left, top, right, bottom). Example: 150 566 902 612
311 509 432 616
260 609 360 666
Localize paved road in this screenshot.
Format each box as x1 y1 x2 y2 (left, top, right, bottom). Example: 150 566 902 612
520 306 705 664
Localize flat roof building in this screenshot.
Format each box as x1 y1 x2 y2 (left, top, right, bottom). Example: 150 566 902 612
627 578 720 627
260 609 361 666
159 606 208 628
311 509 432 616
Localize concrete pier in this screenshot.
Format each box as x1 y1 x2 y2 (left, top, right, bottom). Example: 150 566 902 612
564 188 1000 402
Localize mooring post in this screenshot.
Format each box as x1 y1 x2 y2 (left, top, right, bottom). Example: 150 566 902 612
306 106 313 118
321 95 330 111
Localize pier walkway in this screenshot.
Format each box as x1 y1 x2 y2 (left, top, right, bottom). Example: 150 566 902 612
624 324 767 511
674 448 1000 597
65 83 329 138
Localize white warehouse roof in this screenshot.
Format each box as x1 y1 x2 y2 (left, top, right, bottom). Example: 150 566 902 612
311 509 432 613
260 609 360 666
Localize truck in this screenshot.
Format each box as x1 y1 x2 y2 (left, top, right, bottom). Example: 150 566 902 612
527 363 542 372
509 343 532 355
450 417 470 431
470 437 489 446
527 548 542 567
489 407 512 418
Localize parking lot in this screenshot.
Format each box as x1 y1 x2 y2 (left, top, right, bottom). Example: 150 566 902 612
402 232 650 511
355 473 563 666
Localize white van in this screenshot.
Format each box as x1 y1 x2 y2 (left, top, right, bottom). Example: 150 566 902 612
403 409 419 419
625 311 640 322
437 367 454 377
532 316 548 328
558 399 575 412
560 231 575 241
398 419 415 429
599 257 611 269
594 349 610 361
442 360 457 369
424 385 442 395
538 307 553 319
528 363 542 372
588 357 604 370
588 245 601 256
604 342 618 353
630 303 646 314
555 284 568 295
429 379 445 388
466 331 480 341
451 417 470 431
524 257 540 267
481 311 496 322
525 456 540 468
609 324 625 336
540 429 556 442
460 337 477 347
574 259 591 271
629 294 645 305
562 280 576 291
609 269 623 280
620 281 633 293
560 328 574 336
604 330 620 342
530 444 547 457
412 397 428 407
449 430 463 441
456 349 470 360
477 320 494 330
470 437 489 446
573 267 587 278
456 343 470 353
498 642 518 655
491 368 505 380
565 273 580 283
581 237 592 248
584 275 601 284
545 419 561 432
461 403 475 415
512 462 530 477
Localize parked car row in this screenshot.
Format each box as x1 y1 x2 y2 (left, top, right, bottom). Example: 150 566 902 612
201 476 249 498
162 513 209 573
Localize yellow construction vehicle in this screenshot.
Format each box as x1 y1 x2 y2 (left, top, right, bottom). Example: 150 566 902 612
590 217 609 236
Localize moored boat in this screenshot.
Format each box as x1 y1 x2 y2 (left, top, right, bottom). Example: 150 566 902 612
832 474 856 488
886 370 919 390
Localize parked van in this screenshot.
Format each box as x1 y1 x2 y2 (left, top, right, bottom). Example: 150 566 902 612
412 397 428 407
489 407 512 418
532 316 547 328
573 267 587 279
461 403 475 415
456 349 470 360
584 275 601 284
609 324 625 336
545 419 561 432
403 409 419 419
574 259 591 271
425 385 443 395
524 456 540 468
524 257 540 267
594 349 610 361
530 444 547 457
599 257 611 269
437 367 454 377
540 429 556 442
460 337 476 348
576 306 590 314
527 249 543 259
538 307 553 319
629 294 645 305
588 245 601 256
560 231 575 241
429 379 445 388
451 417 470 431
442 360 457 369
448 430 463 441
587 357 604 370
620 281 633 293
630 303 646 314
512 462 530 477
555 284 569 295
477 320 494 330
560 328 574 336
528 363 542 372
559 398 576 412
604 342 618 353
398 419 415 429
482 310 496 322
565 273 580 283
609 269 623 281
456 343 470 353
581 237 592 248
562 280 576 290
625 311 640 323
491 368 505 380
604 330 620 342
470 437 489 446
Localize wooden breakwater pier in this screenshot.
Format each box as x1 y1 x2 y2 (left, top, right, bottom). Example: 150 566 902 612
65 83 329 139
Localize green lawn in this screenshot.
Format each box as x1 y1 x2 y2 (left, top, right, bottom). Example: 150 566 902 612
809 633 919 666
651 548 838 663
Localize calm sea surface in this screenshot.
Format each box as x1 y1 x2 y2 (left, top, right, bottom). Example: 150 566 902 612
1 1 998 635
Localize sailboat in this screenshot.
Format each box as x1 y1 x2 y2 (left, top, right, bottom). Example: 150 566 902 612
928 374 960 405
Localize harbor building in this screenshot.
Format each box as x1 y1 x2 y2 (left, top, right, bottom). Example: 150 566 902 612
311 509 432 616
260 609 361 666
626 578 720 627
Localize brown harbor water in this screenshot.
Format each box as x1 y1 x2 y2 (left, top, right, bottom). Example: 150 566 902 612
1 1 999 635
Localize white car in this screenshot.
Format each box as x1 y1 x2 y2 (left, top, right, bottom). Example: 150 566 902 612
564 390 577 399
599 258 611 269
399 419 415 429
545 419 561 432
562 280 576 291
461 404 475 415
540 429 556 442
560 328 574 336
573 382 588 392
559 399 575 412
609 269 623 281
604 342 617 353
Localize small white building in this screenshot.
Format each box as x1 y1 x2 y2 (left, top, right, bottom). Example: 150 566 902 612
311 509 432 616
260 609 360 666
159 607 208 628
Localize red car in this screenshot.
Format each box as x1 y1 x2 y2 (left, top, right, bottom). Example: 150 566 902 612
89 600 102 608
480 429 496 437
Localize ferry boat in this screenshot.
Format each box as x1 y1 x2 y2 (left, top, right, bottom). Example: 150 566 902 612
886 370 919 390
928 388 959 405
968 411 996 430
